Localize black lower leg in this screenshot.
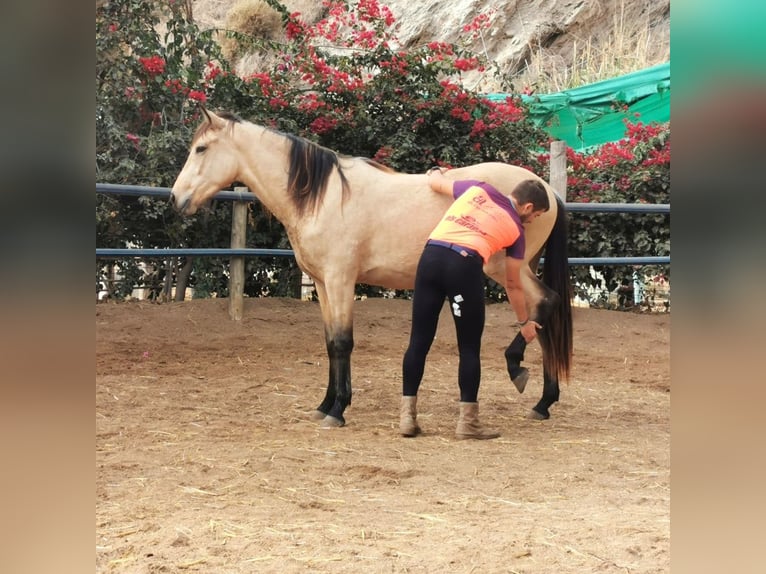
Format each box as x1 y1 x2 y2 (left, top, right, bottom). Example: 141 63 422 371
315 386 335 416
505 332 527 379
320 331 354 424
532 369 560 420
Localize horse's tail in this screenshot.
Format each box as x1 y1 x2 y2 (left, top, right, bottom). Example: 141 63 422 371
540 195 573 382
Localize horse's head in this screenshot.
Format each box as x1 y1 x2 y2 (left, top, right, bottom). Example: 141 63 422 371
170 108 241 216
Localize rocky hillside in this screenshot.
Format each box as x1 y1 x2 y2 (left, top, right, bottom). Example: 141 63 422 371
193 0 669 92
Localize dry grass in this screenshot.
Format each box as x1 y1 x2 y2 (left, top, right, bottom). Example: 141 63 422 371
515 0 670 92
191 0 668 91
211 0 327 75
218 0 283 63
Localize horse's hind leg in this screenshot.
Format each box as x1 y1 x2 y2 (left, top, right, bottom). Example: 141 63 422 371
503 269 554 392
504 333 530 393
507 340 560 420
529 367 560 420
504 273 561 419
530 287 562 420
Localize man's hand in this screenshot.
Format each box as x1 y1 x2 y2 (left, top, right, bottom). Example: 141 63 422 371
519 319 541 342
426 168 454 196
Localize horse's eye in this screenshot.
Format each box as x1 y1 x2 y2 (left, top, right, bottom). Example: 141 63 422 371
195 145 207 154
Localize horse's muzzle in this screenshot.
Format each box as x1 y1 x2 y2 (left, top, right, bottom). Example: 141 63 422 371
170 192 192 215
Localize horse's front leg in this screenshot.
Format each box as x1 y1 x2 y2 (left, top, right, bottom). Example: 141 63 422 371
311 280 355 428
311 327 338 418
320 326 354 427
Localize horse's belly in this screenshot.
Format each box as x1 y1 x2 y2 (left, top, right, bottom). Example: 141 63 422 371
357 264 418 290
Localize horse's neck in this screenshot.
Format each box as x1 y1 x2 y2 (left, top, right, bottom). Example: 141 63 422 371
235 123 299 227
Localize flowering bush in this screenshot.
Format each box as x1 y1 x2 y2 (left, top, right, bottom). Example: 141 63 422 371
528 116 670 308
96 0 256 299
96 0 549 299
96 0 669 309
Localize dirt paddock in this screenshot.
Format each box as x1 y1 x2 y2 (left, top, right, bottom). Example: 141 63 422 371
96 297 670 573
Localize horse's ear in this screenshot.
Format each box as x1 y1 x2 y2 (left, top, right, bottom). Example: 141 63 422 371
200 107 227 130
199 104 212 124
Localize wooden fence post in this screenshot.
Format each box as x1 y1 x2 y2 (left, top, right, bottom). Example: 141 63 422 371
228 187 248 321
549 140 568 200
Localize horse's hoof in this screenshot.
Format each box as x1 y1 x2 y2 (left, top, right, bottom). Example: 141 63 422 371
310 410 327 421
511 368 529 394
320 415 345 428
527 408 549 421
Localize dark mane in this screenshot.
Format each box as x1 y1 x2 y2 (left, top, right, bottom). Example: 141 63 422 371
283 133 350 216
362 158 396 173
196 109 353 216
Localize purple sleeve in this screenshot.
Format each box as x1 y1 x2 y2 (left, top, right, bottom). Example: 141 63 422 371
505 230 525 259
452 179 486 200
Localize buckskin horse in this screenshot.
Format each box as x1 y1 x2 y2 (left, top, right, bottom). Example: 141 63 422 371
170 108 572 427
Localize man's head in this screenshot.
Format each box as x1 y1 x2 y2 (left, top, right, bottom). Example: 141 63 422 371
510 179 550 223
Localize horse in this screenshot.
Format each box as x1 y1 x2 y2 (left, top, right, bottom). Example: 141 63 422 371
170 108 573 427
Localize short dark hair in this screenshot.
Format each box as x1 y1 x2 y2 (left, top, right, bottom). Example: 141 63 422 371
511 179 550 211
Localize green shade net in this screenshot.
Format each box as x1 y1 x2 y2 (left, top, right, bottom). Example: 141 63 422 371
487 62 670 151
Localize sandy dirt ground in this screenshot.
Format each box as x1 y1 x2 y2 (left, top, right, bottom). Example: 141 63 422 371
96 297 669 573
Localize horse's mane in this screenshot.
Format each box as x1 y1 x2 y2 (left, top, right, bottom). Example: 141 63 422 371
199 110 384 217
361 157 395 173
282 132 351 217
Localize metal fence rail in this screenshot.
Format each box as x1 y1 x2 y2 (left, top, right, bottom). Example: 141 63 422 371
96 184 670 265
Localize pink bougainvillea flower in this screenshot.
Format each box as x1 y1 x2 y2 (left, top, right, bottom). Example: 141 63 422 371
188 90 207 103
139 55 165 76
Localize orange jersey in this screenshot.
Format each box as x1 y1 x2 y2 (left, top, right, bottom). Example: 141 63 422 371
428 180 525 263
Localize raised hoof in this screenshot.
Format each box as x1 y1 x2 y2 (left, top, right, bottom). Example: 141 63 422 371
310 410 327 421
511 368 529 394
320 415 345 428
527 408 550 421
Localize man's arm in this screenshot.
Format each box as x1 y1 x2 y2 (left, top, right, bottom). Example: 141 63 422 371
504 256 541 342
426 168 455 196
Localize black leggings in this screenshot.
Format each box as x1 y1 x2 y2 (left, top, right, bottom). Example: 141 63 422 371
402 244 486 402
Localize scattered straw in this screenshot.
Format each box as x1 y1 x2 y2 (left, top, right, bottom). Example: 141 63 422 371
177 557 208 569
180 486 222 496
243 555 278 562
405 512 447 523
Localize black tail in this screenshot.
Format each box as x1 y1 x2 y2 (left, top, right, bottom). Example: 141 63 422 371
540 196 573 381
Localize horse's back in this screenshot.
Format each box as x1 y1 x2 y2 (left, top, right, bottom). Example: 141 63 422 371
446 162 560 266
447 162 538 186
306 162 559 290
